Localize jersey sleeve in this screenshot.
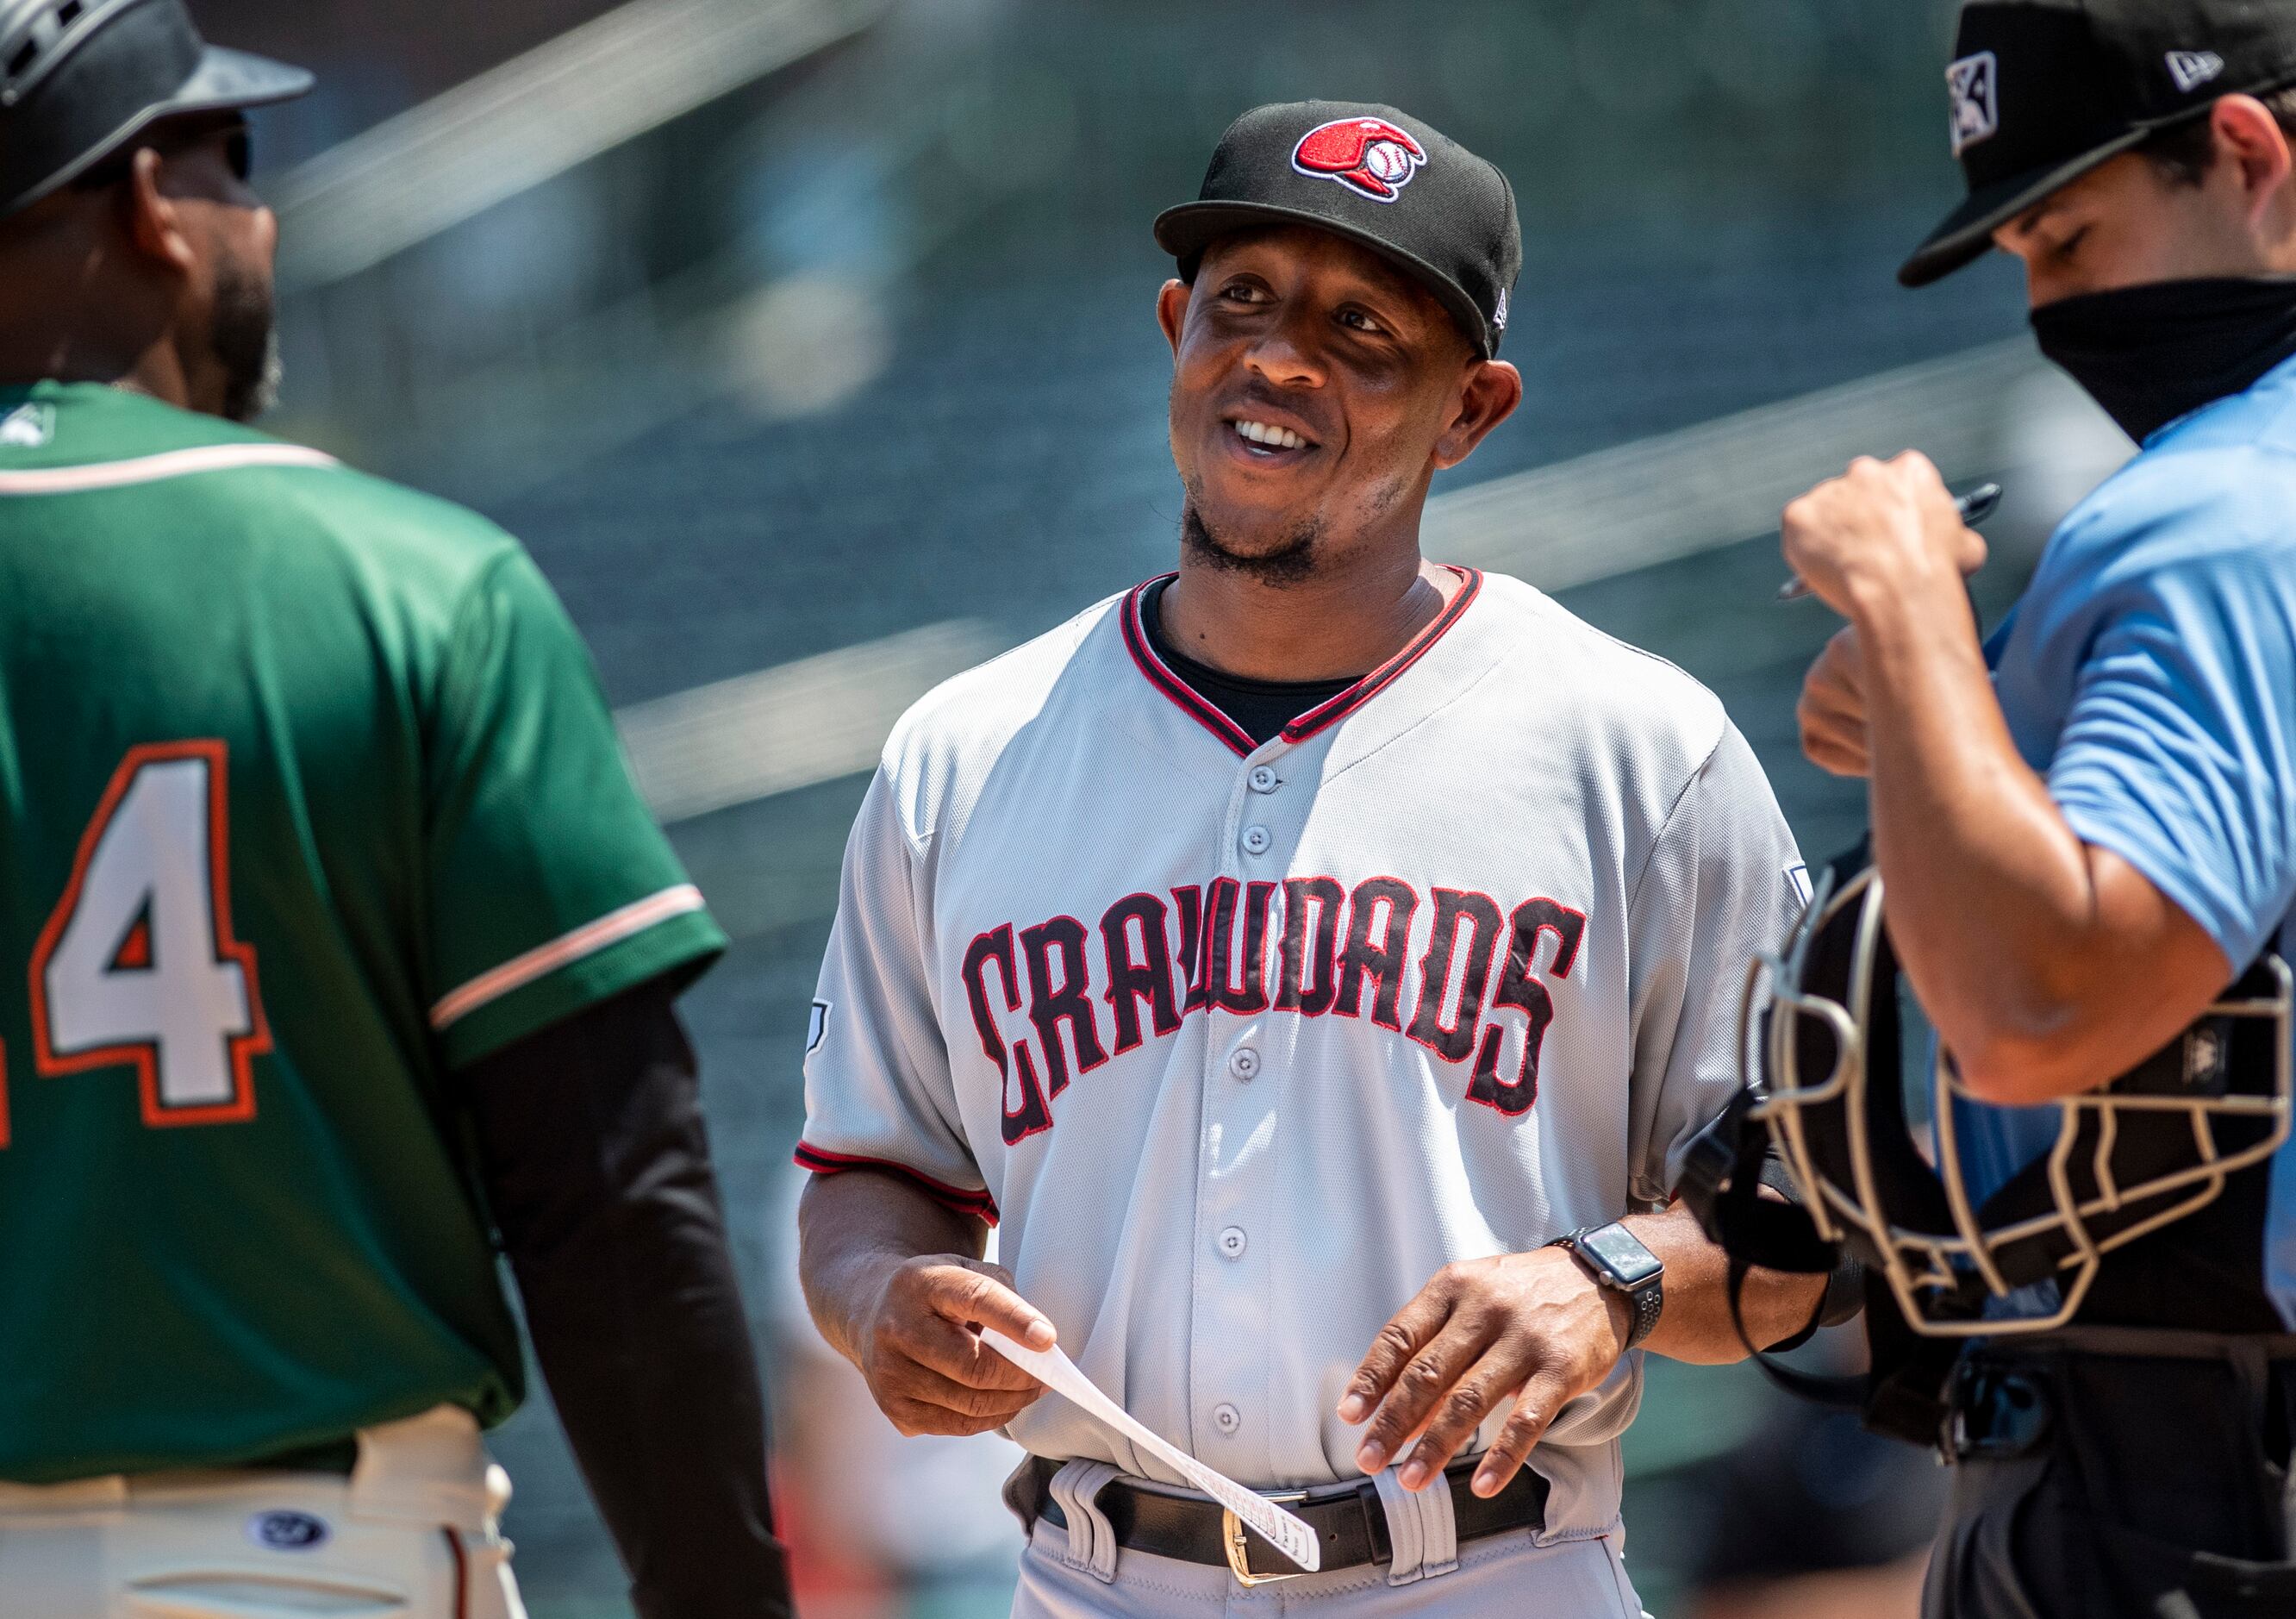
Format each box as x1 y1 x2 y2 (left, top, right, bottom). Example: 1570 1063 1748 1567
794 766 994 1222
425 548 726 1067
1625 721 1806 1204
2045 521 2296 972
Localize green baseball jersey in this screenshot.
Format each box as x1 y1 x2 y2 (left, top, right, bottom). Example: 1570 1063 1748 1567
0 381 727 1483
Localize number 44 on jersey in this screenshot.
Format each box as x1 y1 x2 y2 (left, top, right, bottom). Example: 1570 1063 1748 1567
4 741 270 1145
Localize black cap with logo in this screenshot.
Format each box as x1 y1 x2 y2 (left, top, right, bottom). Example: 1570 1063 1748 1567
1154 100 1522 358
0 0 311 221
1903 0 2296 287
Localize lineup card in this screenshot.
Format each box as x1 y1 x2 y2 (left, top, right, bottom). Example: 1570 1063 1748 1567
981 1327 1322 1573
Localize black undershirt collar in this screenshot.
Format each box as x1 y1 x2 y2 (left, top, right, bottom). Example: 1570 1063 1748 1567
1141 578 1363 747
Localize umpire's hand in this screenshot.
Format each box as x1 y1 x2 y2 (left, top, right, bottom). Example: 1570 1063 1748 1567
855 1254 1053 1437
1339 1251 1631 1501
1800 625 1871 778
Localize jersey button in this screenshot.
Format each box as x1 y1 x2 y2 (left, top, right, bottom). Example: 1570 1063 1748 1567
1241 824 1272 856
1228 1046 1260 1081
1218 1225 1247 1259
1247 765 1280 794
1214 1403 1242 1435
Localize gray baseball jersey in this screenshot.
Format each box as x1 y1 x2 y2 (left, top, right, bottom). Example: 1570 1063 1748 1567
798 567 1803 1541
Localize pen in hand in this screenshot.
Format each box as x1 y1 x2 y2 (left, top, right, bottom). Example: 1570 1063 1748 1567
1775 481 2003 603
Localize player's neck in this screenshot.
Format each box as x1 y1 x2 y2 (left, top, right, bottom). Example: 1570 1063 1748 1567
1160 545 1453 684
0 267 194 409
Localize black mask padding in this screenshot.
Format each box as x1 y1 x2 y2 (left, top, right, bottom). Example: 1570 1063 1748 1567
1974 954 2285 1287
2029 275 2296 444
1787 887 1959 1268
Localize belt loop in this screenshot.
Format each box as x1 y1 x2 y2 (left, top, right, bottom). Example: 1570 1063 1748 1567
1370 1468 1458 1585
1047 1460 1123 1585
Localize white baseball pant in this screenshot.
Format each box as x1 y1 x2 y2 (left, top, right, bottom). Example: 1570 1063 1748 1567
0 1405 524 1619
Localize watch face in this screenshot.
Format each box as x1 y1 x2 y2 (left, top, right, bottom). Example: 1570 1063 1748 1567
1580 1225 1663 1287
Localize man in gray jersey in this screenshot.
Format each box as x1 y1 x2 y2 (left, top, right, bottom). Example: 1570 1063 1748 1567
796 101 1836 1615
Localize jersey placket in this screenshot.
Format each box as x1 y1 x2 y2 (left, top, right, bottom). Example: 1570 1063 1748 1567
1188 731 1310 1480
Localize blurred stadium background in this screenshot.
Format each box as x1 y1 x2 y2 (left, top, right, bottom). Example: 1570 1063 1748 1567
198 0 2137 1612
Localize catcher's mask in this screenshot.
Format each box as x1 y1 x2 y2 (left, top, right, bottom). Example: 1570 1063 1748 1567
1747 854 2293 1338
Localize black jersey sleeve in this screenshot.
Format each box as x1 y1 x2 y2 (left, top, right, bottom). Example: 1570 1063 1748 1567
459 976 793 1619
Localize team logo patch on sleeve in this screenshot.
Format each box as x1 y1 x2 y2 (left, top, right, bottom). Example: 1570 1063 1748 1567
1946 51 2000 156
1291 117 1426 203
807 998 832 1054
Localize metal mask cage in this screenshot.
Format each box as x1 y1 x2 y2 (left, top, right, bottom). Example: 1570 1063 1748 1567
1746 866 2294 1338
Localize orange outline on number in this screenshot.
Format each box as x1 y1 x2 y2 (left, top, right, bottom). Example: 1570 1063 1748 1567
27 740 269 1128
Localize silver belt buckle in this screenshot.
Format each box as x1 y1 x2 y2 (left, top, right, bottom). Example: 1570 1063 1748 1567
1222 1494 1309 1587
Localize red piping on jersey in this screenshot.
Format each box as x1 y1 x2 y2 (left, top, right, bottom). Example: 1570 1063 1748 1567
794 1143 1001 1225
1120 567 1483 755
1120 580 1257 756
443 1527 469 1619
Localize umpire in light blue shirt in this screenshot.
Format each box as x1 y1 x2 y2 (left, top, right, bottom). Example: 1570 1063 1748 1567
1780 2 2296 1616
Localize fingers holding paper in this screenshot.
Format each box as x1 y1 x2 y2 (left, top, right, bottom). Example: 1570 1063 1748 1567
858 1253 1056 1437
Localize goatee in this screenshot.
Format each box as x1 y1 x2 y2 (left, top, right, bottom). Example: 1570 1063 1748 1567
1182 502 1324 586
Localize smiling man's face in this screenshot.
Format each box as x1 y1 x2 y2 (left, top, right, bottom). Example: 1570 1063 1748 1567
1157 224 1515 584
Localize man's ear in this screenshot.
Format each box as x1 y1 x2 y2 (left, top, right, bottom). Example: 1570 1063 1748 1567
1432 359 1522 472
1157 278 1190 355
2212 94 2295 229
122 147 197 274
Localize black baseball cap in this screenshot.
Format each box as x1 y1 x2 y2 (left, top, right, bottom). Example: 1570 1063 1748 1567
1154 101 1522 358
0 0 311 220
1902 0 2296 287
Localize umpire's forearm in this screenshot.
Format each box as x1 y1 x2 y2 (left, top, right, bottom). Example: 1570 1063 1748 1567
1625 1202 1826 1366
797 1166 990 1369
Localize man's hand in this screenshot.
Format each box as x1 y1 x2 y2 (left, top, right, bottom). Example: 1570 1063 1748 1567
1780 450 1984 620
1338 1250 1629 1501
1799 625 1870 778
853 1253 1057 1437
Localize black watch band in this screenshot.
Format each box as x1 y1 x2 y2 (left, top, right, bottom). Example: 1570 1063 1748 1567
1547 1222 1664 1351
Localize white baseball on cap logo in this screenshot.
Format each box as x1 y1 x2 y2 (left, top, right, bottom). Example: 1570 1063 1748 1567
2167 49 2225 92
1947 50 2000 156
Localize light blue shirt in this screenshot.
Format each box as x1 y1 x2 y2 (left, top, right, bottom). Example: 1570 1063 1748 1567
1959 353 2296 1325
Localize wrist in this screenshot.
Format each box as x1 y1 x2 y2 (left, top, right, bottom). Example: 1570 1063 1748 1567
832 1244 923 1359
1839 547 1966 632
1546 1223 1664 1352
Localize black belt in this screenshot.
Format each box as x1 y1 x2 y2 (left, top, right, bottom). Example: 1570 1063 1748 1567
1031 1454 1548 1585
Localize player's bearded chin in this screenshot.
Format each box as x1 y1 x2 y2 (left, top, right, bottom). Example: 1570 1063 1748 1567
212 258 283 424
1181 492 1325 586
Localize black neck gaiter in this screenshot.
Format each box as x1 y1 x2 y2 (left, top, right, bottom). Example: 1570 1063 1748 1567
2029 275 2296 443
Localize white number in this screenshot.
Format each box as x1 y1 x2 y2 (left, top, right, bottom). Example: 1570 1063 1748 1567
31 742 267 1126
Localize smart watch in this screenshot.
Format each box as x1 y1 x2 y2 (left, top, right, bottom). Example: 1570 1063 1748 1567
1547 1222 1664 1350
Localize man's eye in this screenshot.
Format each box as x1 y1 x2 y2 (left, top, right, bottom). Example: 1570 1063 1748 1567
1339 309 1384 334
1221 284 1267 304
2052 226 2089 263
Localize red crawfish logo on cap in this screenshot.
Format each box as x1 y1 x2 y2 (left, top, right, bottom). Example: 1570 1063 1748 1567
1290 116 1426 203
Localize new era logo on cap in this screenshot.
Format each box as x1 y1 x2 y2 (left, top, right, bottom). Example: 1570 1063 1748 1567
1947 50 2000 155
1290 116 1426 203
2167 48 2226 91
